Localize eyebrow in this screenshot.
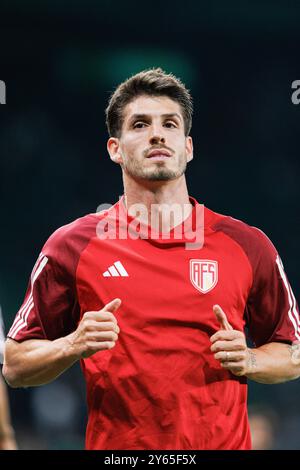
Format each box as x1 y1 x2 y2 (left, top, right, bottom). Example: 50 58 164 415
128 113 182 123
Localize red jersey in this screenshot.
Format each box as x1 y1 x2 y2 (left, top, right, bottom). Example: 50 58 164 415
8 197 300 450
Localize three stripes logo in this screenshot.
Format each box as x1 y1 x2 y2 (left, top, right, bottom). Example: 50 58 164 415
276 255 300 341
9 253 48 339
103 261 129 277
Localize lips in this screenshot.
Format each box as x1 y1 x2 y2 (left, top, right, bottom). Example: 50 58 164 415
147 149 172 158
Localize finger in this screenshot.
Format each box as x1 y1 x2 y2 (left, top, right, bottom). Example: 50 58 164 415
102 298 122 313
86 330 119 342
211 339 247 352
85 320 120 334
213 305 233 331
82 340 117 357
210 330 242 343
85 310 119 324
214 351 246 362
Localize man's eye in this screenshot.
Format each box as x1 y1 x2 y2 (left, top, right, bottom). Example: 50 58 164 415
164 121 177 128
133 122 147 128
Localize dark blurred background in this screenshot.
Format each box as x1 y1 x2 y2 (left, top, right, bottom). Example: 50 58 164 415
0 0 299 449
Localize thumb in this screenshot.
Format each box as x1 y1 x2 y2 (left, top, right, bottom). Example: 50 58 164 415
102 298 122 313
213 304 233 331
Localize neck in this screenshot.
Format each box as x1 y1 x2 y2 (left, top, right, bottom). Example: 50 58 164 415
122 173 192 232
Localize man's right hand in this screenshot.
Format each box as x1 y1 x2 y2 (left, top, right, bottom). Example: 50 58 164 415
69 298 121 358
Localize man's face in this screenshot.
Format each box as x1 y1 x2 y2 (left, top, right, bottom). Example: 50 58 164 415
107 95 193 182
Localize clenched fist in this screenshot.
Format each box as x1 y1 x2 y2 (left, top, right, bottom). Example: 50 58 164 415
69 298 121 359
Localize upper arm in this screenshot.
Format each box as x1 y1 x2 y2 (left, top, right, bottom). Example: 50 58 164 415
7 232 80 343
245 230 300 347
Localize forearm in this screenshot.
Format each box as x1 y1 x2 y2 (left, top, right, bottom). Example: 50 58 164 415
0 375 17 449
3 334 80 388
245 342 300 384
3 300 120 388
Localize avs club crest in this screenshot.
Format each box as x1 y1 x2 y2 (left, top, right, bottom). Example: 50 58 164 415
190 259 218 294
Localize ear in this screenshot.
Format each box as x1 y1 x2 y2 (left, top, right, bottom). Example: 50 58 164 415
107 137 123 164
186 136 193 163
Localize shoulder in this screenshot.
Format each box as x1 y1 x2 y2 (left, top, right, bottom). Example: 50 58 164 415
207 207 277 260
42 212 103 256
38 212 107 278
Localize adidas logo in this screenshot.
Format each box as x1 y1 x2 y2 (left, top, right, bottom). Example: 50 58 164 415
103 261 129 277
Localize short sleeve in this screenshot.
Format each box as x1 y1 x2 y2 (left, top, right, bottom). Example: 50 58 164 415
245 229 300 347
8 241 80 343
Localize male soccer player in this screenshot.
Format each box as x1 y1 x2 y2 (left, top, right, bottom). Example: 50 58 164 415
3 68 300 450
0 308 17 450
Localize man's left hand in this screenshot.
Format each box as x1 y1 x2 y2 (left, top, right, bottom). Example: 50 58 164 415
210 305 251 377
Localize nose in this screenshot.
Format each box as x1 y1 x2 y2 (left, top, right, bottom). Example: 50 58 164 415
149 126 165 145
149 134 165 145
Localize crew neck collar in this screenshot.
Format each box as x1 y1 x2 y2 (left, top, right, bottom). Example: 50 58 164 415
113 195 213 246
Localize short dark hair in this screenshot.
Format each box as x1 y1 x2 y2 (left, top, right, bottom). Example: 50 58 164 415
105 68 193 138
